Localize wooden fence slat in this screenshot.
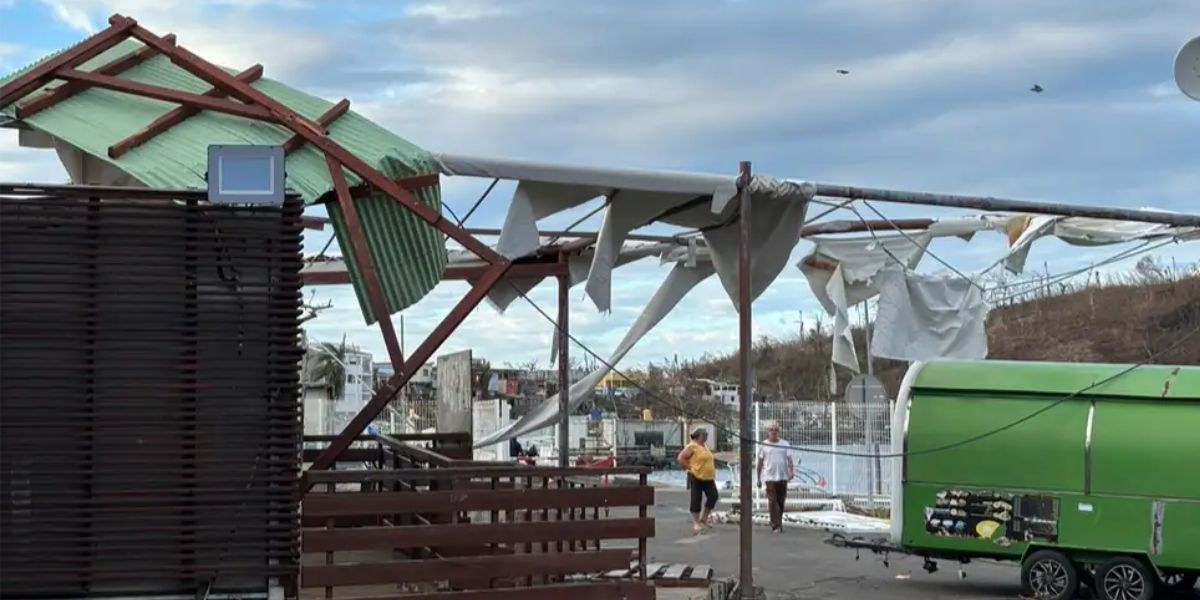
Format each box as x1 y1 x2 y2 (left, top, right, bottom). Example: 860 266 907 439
301 549 634 587
302 518 654 552
302 486 653 517
329 581 655 600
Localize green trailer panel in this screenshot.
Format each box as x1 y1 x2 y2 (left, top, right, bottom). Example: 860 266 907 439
1090 400 1200 499
895 360 1200 573
906 394 1087 492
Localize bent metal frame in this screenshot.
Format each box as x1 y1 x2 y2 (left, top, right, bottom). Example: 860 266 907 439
9 15 1200 599
0 15 533 489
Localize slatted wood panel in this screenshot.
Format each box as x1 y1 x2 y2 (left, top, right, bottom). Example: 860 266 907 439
299 461 654 599
0 187 303 598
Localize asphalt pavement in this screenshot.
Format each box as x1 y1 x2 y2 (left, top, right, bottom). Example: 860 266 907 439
647 487 1025 600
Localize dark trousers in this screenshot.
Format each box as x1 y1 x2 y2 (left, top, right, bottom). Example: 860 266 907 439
688 474 719 514
765 481 788 530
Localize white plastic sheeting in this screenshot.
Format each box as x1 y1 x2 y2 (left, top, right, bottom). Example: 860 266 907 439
871 268 989 362
474 260 716 448
435 152 812 312
798 234 932 372
1003 214 1197 274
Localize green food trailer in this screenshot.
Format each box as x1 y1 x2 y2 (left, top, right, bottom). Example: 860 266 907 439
888 360 1199 600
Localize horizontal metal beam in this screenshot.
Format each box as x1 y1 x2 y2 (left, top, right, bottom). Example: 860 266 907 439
814 184 1200 227
302 260 567 285
801 218 934 237
467 227 683 243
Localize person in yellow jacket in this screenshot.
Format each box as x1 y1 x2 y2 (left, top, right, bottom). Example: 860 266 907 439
677 427 718 534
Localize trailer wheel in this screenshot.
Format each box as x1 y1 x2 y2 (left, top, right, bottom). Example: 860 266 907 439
1021 550 1078 600
1096 556 1156 600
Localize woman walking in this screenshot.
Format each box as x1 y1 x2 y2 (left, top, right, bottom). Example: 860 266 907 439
677 427 719 534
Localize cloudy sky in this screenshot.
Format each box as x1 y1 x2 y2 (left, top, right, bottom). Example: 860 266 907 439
2 0 1197 369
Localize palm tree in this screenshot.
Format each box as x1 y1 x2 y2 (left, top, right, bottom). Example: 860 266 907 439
310 340 348 401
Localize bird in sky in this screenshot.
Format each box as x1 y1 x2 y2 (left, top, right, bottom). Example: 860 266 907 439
836 69 850 75
1030 84 1044 93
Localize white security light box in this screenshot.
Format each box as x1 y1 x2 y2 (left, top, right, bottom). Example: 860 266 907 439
207 145 286 205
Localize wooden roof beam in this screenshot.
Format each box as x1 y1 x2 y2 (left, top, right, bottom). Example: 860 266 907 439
56 68 270 123
106 64 264 158
0 16 137 107
284 98 350 154
16 34 176 119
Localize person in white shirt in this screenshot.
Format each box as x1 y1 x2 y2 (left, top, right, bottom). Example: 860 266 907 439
756 422 794 533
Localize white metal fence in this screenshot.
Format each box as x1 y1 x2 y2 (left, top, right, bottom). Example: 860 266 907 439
750 400 894 513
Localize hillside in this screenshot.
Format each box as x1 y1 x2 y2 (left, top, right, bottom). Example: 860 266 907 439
635 269 1199 409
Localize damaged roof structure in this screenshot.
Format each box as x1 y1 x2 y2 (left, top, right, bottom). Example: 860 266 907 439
4 14 1200 599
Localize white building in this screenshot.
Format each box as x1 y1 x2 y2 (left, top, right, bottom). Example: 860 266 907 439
697 378 740 406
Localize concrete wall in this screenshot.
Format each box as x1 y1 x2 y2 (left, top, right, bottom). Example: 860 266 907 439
436 350 473 434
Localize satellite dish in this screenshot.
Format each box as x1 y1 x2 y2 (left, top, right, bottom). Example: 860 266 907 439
1175 35 1200 101
843 374 889 422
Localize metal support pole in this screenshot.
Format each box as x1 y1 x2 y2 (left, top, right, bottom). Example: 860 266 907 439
861 302 875 511
558 267 571 468
736 161 755 599
753 401 760 512
830 401 838 496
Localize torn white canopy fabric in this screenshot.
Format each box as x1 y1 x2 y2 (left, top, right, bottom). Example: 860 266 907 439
703 178 814 310
871 267 989 362
468 241 673 314
474 260 716 448
798 233 932 372
1004 214 1197 274
435 153 812 312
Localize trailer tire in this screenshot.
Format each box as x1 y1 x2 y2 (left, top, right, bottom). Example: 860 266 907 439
1096 556 1156 600
1021 550 1078 600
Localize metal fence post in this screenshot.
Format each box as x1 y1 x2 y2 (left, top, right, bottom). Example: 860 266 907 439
753 401 760 511
830 401 838 497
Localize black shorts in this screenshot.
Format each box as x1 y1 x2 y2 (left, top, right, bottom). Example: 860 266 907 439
688 473 719 513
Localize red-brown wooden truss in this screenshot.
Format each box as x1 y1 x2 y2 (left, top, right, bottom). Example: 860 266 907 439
0 14 516 491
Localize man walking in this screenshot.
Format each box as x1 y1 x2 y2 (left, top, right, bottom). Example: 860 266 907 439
756 422 794 533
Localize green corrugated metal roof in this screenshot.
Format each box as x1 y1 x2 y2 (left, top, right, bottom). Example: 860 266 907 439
1 39 446 323
912 360 1199 400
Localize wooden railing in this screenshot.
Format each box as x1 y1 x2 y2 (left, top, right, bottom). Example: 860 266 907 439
300 435 655 599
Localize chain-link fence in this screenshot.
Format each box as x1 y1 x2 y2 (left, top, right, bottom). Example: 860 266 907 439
751 400 894 514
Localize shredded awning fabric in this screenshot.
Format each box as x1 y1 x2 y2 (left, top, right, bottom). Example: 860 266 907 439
434 152 813 313
1003 213 1198 274
474 259 717 448
870 267 989 362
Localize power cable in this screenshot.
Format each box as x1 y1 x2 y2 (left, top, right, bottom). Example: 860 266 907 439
505 275 1199 459
449 194 1196 459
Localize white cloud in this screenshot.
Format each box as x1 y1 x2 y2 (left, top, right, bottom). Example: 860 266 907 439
39 0 98 33
6 0 1199 368
405 1 512 23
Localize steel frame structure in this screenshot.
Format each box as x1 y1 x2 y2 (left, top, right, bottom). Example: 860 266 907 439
9 16 1199 600
0 14 516 488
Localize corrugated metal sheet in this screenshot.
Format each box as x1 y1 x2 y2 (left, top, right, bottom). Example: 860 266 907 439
0 185 304 597
0 39 445 319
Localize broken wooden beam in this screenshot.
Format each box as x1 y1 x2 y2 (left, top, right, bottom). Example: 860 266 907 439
283 98 350 154
106 64 264 158
16 34 176 119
